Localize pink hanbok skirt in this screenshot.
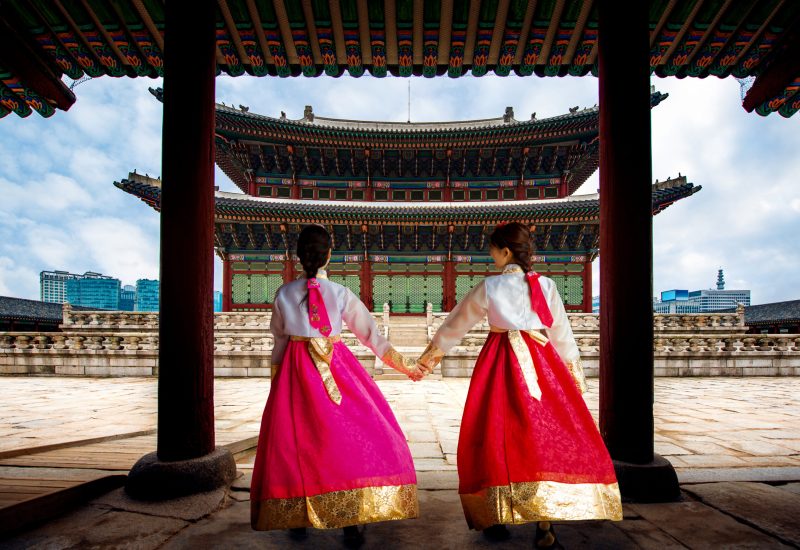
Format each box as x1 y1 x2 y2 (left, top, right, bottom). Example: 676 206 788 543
250 338 418 530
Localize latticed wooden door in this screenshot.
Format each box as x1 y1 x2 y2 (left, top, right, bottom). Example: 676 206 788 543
372 275 391 312
424 275 444 312
330 274 361 296
232 274 249 304
550 275 584 307
455 274 484 303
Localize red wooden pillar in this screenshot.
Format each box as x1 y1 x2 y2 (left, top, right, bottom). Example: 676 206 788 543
516 181 527 200
128 0 236 499
222 257 232 311
283 256 296 282
583 260 593 313
443 261 456 311
598 0 678 501
360 259 373 310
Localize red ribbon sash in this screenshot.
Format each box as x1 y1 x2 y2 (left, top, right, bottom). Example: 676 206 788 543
307 278 332 336
525 272 554 328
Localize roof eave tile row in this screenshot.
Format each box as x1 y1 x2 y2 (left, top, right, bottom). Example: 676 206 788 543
114 177 699 226
2 1 798 119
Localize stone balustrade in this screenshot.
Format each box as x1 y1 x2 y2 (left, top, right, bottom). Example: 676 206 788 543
1 305 797 378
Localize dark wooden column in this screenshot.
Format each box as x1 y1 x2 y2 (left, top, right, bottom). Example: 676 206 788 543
598 0 678 501
127 0 236 500
222 257 232 312
157 0 217 462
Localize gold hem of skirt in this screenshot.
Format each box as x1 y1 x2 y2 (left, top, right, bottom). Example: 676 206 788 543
460 481 623 531
251 484 419 530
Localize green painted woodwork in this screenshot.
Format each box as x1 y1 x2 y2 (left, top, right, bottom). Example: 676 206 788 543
330 274 361 296
231 273 282 304
372 271 443 313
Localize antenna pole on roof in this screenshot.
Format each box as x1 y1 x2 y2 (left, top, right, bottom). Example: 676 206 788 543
407 81 411 123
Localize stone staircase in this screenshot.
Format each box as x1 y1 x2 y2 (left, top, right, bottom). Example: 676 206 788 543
374 316 436 380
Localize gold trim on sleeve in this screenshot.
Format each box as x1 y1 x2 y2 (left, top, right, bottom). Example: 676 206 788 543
252 483 419 530
460 481 622 531
381 347 416 376
417 342 445 372
566 358 588 394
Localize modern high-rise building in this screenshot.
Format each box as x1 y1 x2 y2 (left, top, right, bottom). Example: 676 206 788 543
40 270 81 304
119 285 136 311
135 279 159 312
65 273 121 310
213 291 223 312
654 270 750 313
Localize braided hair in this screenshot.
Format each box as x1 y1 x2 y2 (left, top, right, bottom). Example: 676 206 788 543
489 222 534 273
297 225 332 279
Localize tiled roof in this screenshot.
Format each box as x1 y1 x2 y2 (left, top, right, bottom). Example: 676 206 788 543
3 1 799 119
0 296 89 323
744 300 800 325
115 174 700 225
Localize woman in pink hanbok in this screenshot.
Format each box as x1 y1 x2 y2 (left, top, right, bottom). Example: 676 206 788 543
251 225 421 544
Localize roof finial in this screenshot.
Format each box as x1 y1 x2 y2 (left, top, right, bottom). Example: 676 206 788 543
503 106 514 122
304 105 314 122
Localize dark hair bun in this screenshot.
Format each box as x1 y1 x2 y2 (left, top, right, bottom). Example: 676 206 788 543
489 222 534 272
297 225 332 279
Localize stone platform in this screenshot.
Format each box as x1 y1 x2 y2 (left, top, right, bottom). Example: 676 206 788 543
1 377 799 547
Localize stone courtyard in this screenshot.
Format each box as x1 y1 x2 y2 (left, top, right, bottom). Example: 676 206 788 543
1 376 799 548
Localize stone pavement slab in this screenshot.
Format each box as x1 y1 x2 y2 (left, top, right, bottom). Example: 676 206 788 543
3 505 188 550
7 482 799 549
93 487 228 522
682 482 800 547
627 498 792 549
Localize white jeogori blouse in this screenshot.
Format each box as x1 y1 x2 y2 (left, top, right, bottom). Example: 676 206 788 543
429 264 581 365
269 270 391 365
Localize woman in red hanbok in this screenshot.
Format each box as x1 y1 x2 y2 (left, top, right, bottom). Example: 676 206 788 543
417 223 622 546
251 225 421 545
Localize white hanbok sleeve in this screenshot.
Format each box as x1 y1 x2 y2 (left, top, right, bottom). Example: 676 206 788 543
342 289 391 358
544 282 587 393
420 281 488 370
269 296 289 368
342 289 415 376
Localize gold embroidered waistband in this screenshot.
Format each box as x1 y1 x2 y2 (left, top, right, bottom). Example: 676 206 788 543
489 326 549 345
290 335 342 404
489 328 549 400
290 335 342 343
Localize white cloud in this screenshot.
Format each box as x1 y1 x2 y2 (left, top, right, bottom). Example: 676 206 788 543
68 217 160 284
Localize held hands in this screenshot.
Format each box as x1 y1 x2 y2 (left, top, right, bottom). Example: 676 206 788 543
414 360 434 379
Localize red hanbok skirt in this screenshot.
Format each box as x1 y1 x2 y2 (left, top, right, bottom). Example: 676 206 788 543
458 331 622 530
250 339 418 530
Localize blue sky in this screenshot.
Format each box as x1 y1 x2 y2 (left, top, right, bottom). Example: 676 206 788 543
1 74 798 304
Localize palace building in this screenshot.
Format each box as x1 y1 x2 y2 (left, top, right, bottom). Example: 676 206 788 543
117 92 699 314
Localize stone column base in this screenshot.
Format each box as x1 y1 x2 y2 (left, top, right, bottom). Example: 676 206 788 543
125 448 237 501
613 453 681 503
